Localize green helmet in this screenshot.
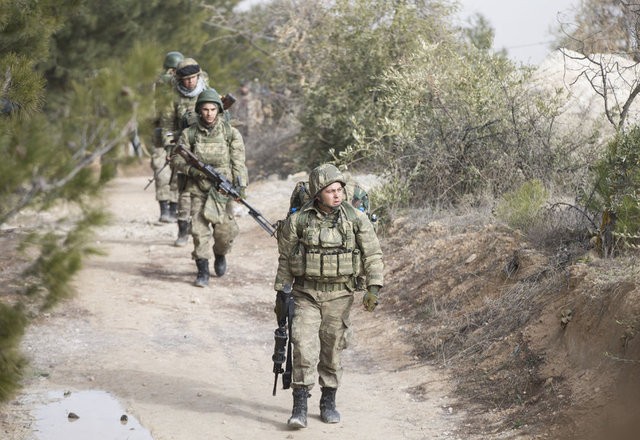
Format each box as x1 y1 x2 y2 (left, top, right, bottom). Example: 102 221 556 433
195 88 224 113
163 51 184 69
309 164 346 197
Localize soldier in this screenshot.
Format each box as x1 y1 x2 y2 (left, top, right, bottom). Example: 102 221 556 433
171 88 248 287
231 79 264 140
273 163 384 429
164 57 210 246
151 50 183 223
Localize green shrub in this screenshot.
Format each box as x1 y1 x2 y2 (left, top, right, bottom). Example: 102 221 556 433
0 304 28 401
495 179 549 231
583 126 640 256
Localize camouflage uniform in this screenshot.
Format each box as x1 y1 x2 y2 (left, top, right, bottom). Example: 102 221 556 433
274 164 383 428
151 51 183 222
231 81 264 140
163 58 209 245
172 88 248 286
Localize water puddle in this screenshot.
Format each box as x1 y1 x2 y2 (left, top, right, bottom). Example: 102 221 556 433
33 389 154 440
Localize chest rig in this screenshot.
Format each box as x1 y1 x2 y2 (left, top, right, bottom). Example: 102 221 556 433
290 204 362 283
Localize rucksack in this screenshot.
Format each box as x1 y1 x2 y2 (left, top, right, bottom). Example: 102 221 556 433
287 179 377 227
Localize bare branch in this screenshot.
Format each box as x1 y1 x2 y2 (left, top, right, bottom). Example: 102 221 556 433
0 115 138 225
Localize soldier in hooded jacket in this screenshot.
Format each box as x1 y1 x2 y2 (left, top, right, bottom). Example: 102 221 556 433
150 50 183 223
172 88 248 287
273 163 383 429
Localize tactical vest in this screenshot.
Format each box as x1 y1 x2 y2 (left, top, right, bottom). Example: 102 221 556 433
174 94 198 131
288 203 363 284
184 121 235 194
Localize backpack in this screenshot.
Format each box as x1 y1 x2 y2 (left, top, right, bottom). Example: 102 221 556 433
287 179 377 227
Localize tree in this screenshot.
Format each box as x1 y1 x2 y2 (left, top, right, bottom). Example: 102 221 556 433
554 0 640 62
248 0 457 167
0 0 241 401
554 1 640 256
41 0 216 92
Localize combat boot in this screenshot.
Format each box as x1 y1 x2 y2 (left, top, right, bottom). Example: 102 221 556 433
158 201 172 223
194 258 210 287
168 202 178 223
214 253 227 277
319 387 340 423
287 388 309 429
174 220 190 247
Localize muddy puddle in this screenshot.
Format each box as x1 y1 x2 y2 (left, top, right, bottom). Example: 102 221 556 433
32 389 153 440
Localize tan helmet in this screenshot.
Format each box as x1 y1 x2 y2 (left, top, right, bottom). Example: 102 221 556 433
176 58 201 79
308 164 346 197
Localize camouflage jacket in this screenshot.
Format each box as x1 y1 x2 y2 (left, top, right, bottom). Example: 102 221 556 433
172 118 248 195
274 201 383 299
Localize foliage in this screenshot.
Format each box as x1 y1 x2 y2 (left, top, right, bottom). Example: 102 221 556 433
235 0 596 213
199 0 277 90
0 0 77 62
20 209 109 310
1 42 159 224
0 303 27 401
41 0 222 91
495 180 549 231
460 12 496 52
582 126 640 256
554 0 640 62
338 39 588 210
242 0 454 168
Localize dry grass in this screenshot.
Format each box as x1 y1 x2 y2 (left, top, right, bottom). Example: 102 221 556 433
381 204 640 437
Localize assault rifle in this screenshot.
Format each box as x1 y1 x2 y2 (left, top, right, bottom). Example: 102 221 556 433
144 160 169 190
173 144 277 236
221 93 236 110
272 285 294 395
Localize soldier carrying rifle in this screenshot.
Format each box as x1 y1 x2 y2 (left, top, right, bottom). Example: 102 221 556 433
171 88 249 287
273 163 384 429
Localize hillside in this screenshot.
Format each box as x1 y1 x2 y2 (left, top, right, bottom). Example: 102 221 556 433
382 210 640 439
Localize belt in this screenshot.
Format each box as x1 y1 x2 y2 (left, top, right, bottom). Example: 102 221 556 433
295 277 348 292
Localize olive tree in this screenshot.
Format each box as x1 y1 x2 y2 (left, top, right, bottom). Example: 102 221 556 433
554 1 640 256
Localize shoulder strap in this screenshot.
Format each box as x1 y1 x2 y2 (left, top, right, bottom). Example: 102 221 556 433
291 206 311 238
188 125 197 150
340 202 359 223
222 120 233 146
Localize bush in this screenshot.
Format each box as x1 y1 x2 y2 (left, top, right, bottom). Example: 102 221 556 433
495 179 549 231
583 126 640 256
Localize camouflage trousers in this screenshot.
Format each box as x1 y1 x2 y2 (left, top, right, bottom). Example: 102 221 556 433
150 148 177 203
169 172 191 222
290 292 353 390
177 189 191 222
189 192 239 260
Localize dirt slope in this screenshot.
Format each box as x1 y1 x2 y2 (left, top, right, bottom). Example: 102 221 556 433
1 174 466 440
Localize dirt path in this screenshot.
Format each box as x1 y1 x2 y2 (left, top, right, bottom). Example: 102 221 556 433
2 175 465 440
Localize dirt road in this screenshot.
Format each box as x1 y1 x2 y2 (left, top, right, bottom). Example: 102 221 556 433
2 175 465 440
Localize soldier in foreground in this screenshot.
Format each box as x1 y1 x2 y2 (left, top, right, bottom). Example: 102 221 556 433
273 164 384 428
171 88 248 287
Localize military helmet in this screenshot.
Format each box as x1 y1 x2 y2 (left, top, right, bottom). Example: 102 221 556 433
176 57 201 79
163 51 184 69
308 164 346 198
195 88 224 113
